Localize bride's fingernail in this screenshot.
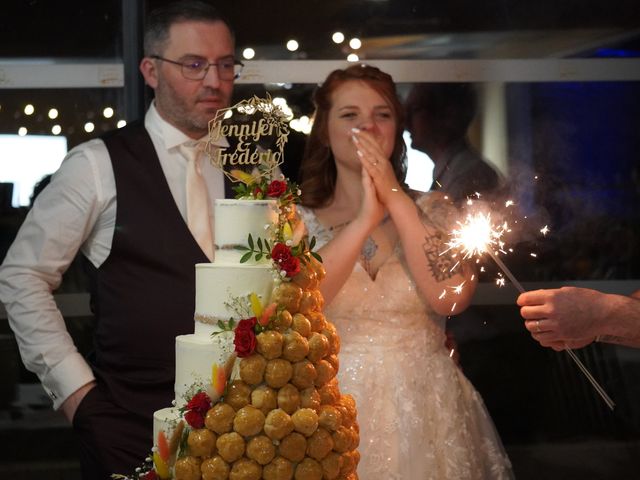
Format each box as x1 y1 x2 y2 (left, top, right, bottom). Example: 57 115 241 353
351 127 361 133
356 149 364 157
351 134 360 144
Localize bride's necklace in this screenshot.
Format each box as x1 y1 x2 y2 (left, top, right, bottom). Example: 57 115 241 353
327 215 390 266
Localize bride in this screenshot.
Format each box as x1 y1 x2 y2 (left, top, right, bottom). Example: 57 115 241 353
297 64 514 479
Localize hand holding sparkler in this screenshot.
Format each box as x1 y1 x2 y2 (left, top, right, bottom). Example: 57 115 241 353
442 206 616 410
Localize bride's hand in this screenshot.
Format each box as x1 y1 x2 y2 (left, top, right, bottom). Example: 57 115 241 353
353 165 386 232
352 128 403 207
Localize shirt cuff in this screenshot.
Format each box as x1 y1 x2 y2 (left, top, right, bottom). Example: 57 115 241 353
40 352 95 410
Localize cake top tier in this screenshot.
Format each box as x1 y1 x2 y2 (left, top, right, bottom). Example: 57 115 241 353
214 199 279 265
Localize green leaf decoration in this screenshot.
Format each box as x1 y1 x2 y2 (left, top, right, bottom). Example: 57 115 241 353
309 236 317 250
240 251 253 263
235 245 249 251
257 237 263 250
248 234 254 249
311 251 323 263
256 253 263 261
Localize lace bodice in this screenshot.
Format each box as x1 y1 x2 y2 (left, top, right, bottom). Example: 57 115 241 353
298 205 447 352
297 202 514 479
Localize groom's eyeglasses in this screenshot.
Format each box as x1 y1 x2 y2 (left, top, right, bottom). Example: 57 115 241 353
151 55 244 81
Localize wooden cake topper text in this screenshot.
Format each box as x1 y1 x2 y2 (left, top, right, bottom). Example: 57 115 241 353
205 94 290 181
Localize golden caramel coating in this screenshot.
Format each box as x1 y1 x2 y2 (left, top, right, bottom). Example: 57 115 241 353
331 427 351 453
174 456 202 480
216 432 246 463
291 262 318 290
262 456 294 480
306 333 329 362
278 431 307 463
321 452 343 480
277 383 301 415
306 427 334 461
229 458 262 480
308 255 326 281
325 354 339 374
272 283 303 313
225 380 252 410
291 313 312 338
317 405 342 431
313 359 336 388
291 408 319 437
306 311 326 333
233 405 266 437
348 425 360 450
291 360 317 390
239 354 267 386
294 457 323 480
264 408 294 440
201 455 230 480
187 428 217 457
318 379 340 405
256 330 284 360
299 387 321 411
335 394 357 427
264 359 294 389
282 331 309 362
251 385 278 415
322 323 341 356
246 435 277 465
311 290 325 312
205 403 236 435
272 309 293 333
339 451 359 477
298 291 318 316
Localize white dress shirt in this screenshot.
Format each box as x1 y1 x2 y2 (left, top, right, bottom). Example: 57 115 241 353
0 103 225 409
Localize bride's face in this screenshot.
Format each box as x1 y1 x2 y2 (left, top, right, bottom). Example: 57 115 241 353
327 79 397 170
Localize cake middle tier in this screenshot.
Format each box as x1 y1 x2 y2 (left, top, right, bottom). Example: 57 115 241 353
194 262 276 336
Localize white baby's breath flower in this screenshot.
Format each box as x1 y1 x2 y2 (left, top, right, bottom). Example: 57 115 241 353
285 240 293 246
280 270 287 277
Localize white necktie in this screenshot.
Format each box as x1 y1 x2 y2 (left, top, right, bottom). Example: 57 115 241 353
180 141 214 261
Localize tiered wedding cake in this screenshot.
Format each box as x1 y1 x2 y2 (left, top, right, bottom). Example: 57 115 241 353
117 96 359 480
142 187 360 480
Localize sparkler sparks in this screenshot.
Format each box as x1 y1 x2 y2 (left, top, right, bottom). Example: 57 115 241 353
441 203 615 410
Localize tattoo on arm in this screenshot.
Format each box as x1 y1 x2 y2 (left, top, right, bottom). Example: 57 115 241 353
423 231 455 281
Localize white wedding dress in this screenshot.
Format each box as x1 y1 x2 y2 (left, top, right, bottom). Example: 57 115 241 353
298 203 514 480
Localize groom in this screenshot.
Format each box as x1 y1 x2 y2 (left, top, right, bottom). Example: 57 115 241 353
0 1 241 477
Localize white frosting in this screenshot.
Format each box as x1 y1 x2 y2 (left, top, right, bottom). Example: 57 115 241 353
153 198 280 452
174 331 236 408
194 263 275 336
214 199 278 264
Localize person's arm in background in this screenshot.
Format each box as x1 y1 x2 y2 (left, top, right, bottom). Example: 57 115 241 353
0 140 112 421
518 287 640 350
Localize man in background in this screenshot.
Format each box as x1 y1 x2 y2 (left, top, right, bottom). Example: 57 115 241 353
405 82 502 202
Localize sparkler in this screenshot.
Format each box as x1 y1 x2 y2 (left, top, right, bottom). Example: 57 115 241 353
444 209 615 410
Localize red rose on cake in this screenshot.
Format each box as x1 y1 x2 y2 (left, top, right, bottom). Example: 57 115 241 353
234 317 258 357
271 242 301 277
266 179 287 198
184 391 211 428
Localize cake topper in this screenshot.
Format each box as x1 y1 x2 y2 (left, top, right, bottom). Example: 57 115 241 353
205 93 290 182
